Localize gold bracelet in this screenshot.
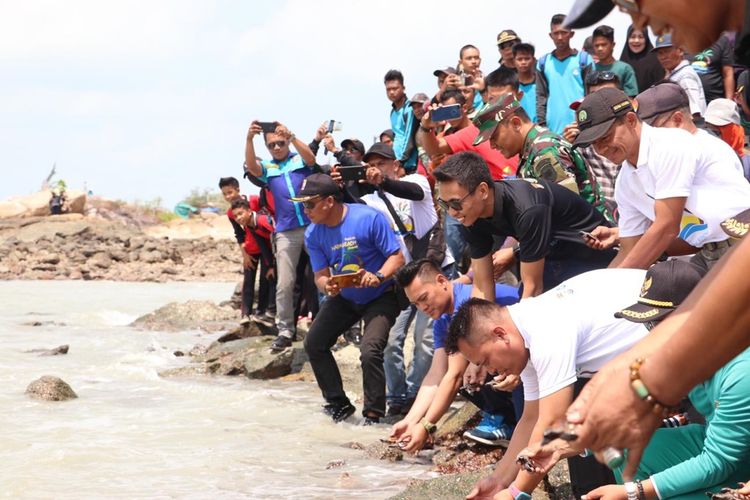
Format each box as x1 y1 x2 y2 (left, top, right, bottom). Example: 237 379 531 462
629 357 678 418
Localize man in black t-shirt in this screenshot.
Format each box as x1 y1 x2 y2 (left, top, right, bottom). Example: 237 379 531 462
691 32 735 103
433 151 615 300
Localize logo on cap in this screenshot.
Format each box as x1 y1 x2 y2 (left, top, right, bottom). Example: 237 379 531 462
612 100 631 113
578 110 588 122
640 276 652 297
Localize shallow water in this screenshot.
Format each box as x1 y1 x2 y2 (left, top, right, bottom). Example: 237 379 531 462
0 281 432 499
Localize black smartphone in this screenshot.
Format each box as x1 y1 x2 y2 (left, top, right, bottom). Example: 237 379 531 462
430 104 462 122
258 121 277 134
326 120 342 134
338 165 366 182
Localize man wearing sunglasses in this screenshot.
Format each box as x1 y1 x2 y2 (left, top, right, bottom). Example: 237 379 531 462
432 151 615 300
293 173 405 425
244 120 317 352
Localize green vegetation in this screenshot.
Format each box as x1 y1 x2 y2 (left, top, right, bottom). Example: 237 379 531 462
181 188 229 211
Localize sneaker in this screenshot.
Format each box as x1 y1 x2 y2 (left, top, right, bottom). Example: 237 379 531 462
324 403 355 423
362 415 380 426
386 404 405 417
463 412 513 447
270 335 293 352
252 313 274 328
239 315 251 326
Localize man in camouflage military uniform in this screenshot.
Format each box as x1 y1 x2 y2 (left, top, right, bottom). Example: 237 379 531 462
473 93 614 223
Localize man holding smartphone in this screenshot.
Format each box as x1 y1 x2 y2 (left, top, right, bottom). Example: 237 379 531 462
293 174 405 424
244 120 317 352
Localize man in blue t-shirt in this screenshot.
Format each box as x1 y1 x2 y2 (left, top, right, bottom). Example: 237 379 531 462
245 120 317 351
293 173 405 424
388 259 521 452
536 14 591 134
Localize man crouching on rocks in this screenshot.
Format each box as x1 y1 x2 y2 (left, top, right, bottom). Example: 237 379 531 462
293 173 405 425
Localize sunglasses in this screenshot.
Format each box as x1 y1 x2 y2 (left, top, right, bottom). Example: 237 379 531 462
437 190 473 212
301 196 323 210
586 71 617 86
267 140 287 149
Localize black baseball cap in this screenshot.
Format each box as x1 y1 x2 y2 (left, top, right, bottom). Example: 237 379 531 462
573 88 634 147
433 66 457 78
636 83 689 125
363 142 396 162
379 129 394 140
340 138 365 156
615 260 704 323
290 173 340 202
564 0 616 29
721 208 750 239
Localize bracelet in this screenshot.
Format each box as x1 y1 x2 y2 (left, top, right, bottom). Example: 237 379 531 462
629 358 678 418
624 481 638 500
508 482 532 500
636 479 645 500
419 125 434 133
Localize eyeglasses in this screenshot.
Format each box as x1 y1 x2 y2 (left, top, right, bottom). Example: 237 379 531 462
612 0 639 13
267 141 287 149
586 71 617 86
301 196 323 210
437 190 474 212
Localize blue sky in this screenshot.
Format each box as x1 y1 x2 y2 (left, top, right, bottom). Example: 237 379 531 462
1 0 632 209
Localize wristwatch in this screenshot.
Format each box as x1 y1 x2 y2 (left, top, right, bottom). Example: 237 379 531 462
624 481 638 500
374 271 386 283
420 418 437 434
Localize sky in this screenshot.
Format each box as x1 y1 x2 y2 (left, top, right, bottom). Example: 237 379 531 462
1 0 633 209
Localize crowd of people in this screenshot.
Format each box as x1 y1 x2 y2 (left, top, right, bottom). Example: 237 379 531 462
221 1 750 498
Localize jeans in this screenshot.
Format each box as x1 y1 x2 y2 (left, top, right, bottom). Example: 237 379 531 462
384 305 434 407
444 214 468 274
460 375 522 426
303 290 400 417
274 226 306 338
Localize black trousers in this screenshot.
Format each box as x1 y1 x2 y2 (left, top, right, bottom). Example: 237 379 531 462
303 290 400 417
241 257 275 317
567 377 616 498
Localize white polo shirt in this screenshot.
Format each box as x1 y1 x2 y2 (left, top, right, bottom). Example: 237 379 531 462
669 60 707 116
615 123 750 247
508 269 648 401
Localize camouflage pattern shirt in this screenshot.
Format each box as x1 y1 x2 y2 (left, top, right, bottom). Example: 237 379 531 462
518 125 614 223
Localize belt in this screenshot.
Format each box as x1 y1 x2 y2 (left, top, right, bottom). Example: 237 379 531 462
702 239 738 252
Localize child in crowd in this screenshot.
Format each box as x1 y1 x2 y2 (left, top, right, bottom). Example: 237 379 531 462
220 177 276 326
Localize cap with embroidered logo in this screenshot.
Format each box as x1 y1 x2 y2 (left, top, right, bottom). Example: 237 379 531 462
572 87 634 148
615 260 704 323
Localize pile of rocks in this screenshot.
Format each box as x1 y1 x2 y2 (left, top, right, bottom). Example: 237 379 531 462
0 216 241 282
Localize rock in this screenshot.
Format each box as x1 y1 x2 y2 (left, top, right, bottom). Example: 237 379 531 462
216 323 262 343
130 300 239 332
40 254 61 264
173 350 185 357
88 252 112 269
188 344 208 357
434 401 480 441
25 375 78 401
244 342 307 379
0 190 86 219
24 344 69 356
341 441 365 450
364 441 404 462
139 250 164 263
388 470 485 500
158 364 211 378
325 459 346 469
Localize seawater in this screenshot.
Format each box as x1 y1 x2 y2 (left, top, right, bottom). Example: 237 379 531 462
0 281 432 499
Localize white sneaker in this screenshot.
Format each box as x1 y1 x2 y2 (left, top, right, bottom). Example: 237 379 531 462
239 315 251 326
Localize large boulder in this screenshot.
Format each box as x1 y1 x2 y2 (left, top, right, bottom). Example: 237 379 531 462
389 470 485 500
131 300 238 332
25 375 78 401
0 190 86 219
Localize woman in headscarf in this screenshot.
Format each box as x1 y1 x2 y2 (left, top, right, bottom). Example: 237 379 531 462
620 25 665 92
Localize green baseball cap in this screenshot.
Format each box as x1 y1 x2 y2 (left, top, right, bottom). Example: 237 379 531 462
472 93 521 146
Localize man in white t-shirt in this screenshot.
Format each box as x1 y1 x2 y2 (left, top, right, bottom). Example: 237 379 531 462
572 87 750 272
653 33 707 118
444 268 649 500
357 142 449 416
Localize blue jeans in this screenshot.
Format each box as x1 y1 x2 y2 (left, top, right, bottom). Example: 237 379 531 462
444 214 467 274
384 305 434 406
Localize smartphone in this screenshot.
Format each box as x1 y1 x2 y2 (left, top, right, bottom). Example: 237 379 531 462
258 121 277 134
329 272 361 288
327 120 343 133
430 104 462 122
338 165 366 182
458 73 474 86
579 230 597 242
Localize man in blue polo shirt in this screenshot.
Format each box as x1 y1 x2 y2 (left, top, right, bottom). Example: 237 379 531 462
385 69 419 173
244 120 317 351
294 174 405 424
389 259 521 451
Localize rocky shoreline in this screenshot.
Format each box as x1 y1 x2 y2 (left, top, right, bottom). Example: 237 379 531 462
0 215 242 282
